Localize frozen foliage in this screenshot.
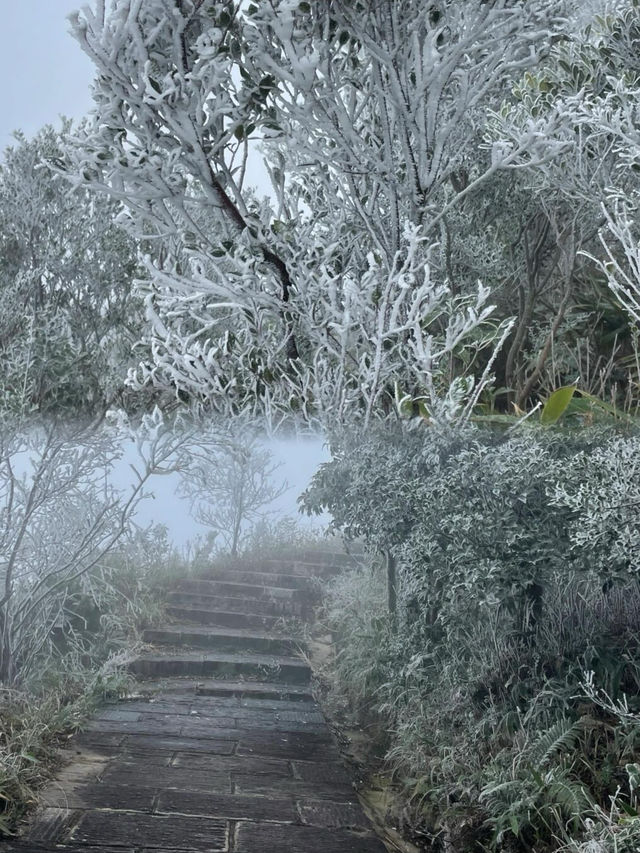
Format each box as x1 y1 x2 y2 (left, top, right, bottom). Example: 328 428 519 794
307 423 640 850
304 425 627 638
551 434 640 575
0 411 185 686
67 0 567 427
493 1 640 333
0 125 145 414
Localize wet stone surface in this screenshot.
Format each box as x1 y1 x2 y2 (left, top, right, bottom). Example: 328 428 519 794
15 553 385 852
72 811 229 850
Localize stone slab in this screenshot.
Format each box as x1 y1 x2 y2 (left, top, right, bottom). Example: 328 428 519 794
144 625 301 656
167 606 284 631
236 731 338 761
156 790 297 822
297 799 371 830
4 846 133 853
41 782 155 812
86 718 183 736
233 772 357 803
121 734 237 754
234 821 387 852
70 811 228 850
234 717 327 734
291 760 354 785
130 652 310 684
236 697 316 711
172 753 292 777
195 680 312 702
94 708 144 722
176 716 239 735
100 762 232 793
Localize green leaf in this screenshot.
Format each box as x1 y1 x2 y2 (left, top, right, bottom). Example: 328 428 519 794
394 382 413 418
540 385 577 425
509 813 520 836
258 75 276 93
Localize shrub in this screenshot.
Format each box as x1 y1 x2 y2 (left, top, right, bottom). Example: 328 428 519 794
306 422 640 851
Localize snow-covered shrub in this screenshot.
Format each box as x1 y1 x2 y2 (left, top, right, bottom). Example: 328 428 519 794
550 434 640 579
307 422 640 850
304 424 637 640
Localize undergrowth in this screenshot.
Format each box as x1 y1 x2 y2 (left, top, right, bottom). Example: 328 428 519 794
322 564 640 852
0 523 185 837
306 424 640 852
0 656 133 836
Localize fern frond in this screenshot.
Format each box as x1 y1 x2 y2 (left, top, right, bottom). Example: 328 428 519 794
543 769 593 824
528 717 584 768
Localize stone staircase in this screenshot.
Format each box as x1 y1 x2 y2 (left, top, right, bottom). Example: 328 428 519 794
129 553 339 684
14 547 388 853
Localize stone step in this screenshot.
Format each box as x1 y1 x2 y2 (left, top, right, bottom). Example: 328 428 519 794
175 577 312 602
167 605 290 632
194 679 314 702
130 650 311 683
295 549 364 567
251 558 346 577
143 624 304 656
168 591 307 617
197 568 321 590
198 555 355 579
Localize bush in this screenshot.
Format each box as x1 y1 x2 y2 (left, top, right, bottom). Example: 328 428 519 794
305 422 640 851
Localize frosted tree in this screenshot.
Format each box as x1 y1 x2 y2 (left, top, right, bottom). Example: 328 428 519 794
68 0 567 427
0 125 146 414
0 409 185 686
177 425 287 557
492 1 640 336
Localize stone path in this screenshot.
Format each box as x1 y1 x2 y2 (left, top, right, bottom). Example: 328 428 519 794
10 550 387 853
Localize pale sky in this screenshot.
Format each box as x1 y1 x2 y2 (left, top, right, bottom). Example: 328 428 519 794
0 2 95 154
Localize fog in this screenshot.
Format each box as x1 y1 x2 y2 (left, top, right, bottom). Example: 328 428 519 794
112 433 330 550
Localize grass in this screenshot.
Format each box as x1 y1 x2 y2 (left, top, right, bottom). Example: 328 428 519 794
0 656 134 836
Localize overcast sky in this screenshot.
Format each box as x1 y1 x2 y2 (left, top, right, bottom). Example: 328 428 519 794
0 2 95 153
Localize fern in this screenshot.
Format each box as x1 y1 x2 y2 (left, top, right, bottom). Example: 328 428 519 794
543 768 593 828
527 717 585 768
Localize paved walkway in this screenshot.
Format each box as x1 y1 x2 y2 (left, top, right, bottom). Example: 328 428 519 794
10 550 386 853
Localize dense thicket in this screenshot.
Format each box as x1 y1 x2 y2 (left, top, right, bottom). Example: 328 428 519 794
0 126 148 415
303 423 640 851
